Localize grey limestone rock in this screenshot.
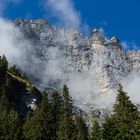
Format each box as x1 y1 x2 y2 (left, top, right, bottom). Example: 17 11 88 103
13 19 140 113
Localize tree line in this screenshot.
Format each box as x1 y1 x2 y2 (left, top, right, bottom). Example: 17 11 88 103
0 55 140 140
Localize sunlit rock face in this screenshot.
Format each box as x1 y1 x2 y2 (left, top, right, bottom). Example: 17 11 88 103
91 31 133 95
13 19 140 112
127 50 140 74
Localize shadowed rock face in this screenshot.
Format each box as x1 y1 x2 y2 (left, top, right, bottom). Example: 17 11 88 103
13 19 140 112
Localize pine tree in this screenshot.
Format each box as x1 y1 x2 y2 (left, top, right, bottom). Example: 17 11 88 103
113 84 140 139
51 91 63 140
90 119 101 140
114 84 139 120
57 85 76 140
0 109 21 140
0 55 8 90
0 92 10 114
102 117 116 140
0 55 8 74
0 94 21 140
9 65 21 77
23 92 54 140
103 84 140 140
75 115 89 140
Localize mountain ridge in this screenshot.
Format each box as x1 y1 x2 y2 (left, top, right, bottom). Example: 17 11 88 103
6 19 140 112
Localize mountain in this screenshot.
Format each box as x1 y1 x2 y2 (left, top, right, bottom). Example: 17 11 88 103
9 19 140 113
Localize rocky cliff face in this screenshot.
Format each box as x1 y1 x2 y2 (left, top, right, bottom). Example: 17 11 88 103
13 19 140 113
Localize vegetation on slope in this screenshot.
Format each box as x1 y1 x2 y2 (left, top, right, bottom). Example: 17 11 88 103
0 55 140 140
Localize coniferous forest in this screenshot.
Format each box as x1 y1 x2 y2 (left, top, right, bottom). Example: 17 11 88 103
0 55 140 140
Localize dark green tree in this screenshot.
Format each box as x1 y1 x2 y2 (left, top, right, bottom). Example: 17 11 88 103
23 92 53 140
0 109 21 140
114 84 139 119
0 93 21 140
113 84 140 139
75 115 88 140
0 92 10 114
57 85 76 140
102 117 116 140
0 56 21 139
103 84 140 140
89 119 101 140
0 55 8 90
51 91 63 140
9 65 21 77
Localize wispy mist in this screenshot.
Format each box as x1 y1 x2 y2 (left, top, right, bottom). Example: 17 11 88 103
123 74 140 105
121 41 139 50
0 18 22 62
0 18 44 79
43 0 81 29
42 0 90 34
0 18 140 111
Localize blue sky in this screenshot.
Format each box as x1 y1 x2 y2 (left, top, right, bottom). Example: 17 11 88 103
1 0 140 49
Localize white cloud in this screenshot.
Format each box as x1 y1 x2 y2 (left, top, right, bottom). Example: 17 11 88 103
43 0 81 29
0 18 21 60
123 75 140 105
121 41 139 50
0 18 43 78
0 17 140 113
0 18 111 109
